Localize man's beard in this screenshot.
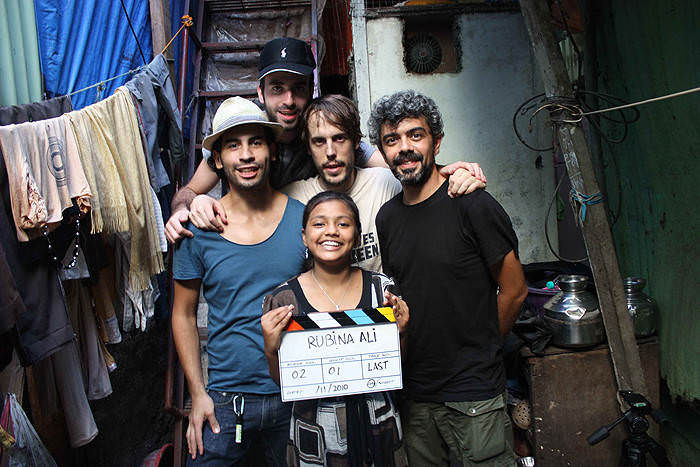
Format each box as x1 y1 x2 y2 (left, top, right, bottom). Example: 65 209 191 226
266 102 299 131
390 150 434 186
226 162 269 191
319 161 353 189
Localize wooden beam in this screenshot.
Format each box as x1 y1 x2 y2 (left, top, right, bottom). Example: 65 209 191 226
350 0 372 136
519 0 648 402
149 0 172 59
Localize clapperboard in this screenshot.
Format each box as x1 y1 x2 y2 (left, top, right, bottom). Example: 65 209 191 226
278 307 403 402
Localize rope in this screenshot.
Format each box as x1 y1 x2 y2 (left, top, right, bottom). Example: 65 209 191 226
161 15 193 56
570 188 603 226
120 0 147 64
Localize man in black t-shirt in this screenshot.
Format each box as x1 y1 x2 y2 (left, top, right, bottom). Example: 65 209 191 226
370 90 528 466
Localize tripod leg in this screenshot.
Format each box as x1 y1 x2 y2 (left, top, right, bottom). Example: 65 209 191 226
645 437 671 467
619 438 646 467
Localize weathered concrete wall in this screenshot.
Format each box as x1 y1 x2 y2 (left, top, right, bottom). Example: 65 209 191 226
364 12 556 263
589 0 700 462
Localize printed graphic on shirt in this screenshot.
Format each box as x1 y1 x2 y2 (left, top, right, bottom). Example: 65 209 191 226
47 133 67 187
351 231 380 267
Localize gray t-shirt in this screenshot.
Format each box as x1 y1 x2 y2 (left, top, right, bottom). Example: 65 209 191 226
282 167 401 273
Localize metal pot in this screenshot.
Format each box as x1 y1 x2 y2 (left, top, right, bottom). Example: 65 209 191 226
624 277 657 338
543 275 606 348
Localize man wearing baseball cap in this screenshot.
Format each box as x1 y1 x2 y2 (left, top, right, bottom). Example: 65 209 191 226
165 36 485 243
165 37 377 241
171 96 306 464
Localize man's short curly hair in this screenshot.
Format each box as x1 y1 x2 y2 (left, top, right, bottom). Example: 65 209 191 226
367 90 444 150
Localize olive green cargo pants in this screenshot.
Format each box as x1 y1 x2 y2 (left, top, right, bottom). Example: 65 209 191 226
400 392 515 466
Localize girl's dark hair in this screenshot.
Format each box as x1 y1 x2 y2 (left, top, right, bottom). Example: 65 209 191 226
302 191 362 268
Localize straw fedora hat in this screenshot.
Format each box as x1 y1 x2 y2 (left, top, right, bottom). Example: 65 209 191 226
202 97 284 151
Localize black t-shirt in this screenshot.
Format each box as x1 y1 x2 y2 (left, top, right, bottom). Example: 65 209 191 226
376 181 518 402
270 139 317 189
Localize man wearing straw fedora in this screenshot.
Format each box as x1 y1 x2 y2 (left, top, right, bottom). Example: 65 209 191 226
171 96 306 465
165 37 485 243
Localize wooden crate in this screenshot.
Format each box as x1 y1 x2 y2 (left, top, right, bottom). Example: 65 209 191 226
523 338 659 466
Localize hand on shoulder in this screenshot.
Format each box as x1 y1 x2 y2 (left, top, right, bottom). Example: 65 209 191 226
165 208 193 244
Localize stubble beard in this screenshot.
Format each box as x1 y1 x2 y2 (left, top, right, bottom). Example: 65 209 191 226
226 162 269 192
391 150 434 186
319 164 355 192
265 101 299 133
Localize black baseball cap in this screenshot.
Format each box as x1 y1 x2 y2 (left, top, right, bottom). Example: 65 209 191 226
258 37 316 80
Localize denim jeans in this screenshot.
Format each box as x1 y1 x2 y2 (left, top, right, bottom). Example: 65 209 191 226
187 391 291 466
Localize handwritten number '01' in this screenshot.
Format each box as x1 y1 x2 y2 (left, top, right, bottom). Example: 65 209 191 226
328 366 340 376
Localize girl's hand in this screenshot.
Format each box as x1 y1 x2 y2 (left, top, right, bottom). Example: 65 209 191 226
261 305 294 355
384 291 409 335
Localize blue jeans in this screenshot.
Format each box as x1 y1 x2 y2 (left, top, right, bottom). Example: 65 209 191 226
187 391 291 466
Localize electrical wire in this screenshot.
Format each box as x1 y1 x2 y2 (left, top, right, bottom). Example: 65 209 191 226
544 171 589 263
581 86 700 116
120 0 147 65
512 93 554 152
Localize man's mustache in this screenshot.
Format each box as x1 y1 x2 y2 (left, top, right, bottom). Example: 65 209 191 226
394 151 422 165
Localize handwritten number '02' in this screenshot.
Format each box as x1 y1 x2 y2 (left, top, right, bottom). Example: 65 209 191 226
291 369 306 379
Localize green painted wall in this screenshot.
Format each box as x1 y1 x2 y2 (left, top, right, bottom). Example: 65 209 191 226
589 0 700 462
0 0 42 106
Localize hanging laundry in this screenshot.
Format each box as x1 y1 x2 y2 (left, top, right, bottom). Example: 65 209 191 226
31 342 99 447
0 96 75 366
113 233 160 332
89 260 122 345
0 115 91 241
63 281 112 400
0 243 25 344
0 244 26 372
67 87 164 289
65 112 127 235
125 54 184 190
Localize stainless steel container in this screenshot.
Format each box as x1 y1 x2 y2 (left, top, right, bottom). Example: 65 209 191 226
543 275 605 348
624 277 657 337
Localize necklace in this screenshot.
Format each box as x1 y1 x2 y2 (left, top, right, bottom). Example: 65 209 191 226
311 269 353 311
42 218 81 269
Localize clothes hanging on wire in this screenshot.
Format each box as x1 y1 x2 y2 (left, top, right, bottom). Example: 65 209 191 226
0 244 25 372
66 87 164 289
0 96 75 366
113 232 160 332
89 260 122 345
124 54 184 189
0 243 25 337
31 342 99 447
0 116 91 242
63 280 113 400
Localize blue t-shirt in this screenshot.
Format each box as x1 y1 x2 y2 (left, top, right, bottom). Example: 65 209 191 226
173 197 306 393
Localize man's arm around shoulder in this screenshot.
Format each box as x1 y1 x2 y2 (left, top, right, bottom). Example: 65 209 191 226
172 278 220 459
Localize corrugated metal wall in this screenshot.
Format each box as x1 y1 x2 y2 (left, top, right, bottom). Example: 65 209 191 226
0 0 43 106
589 0 700 462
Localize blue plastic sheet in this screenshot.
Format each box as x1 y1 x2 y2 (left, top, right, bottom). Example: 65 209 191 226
169 0 196 136
34 0 153 109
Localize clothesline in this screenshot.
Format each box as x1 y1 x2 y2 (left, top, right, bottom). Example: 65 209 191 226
66 14 193 99
67 67 144 98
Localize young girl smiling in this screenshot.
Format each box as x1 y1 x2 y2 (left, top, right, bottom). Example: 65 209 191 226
261 191 409 466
